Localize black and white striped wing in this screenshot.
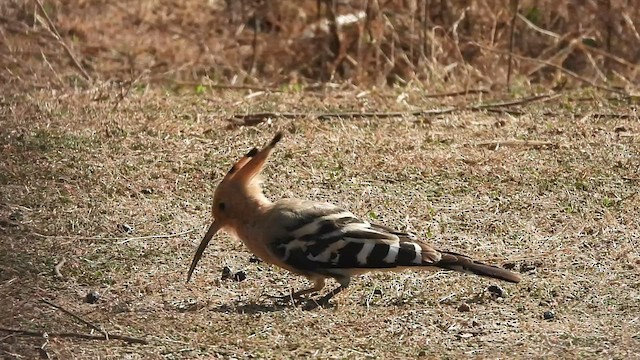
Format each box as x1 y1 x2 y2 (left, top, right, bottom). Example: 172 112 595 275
270 205 440 273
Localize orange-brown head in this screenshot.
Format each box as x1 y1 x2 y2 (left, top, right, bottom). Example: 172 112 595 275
186 132 283 282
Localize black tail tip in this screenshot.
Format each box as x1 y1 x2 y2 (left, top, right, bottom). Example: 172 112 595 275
270 132 283 146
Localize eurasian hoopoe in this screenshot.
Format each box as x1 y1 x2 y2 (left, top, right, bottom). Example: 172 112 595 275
187 132 521 305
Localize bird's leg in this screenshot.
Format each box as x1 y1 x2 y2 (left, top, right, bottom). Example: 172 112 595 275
307 276 351 309
291 277 326 299
269 277 325 303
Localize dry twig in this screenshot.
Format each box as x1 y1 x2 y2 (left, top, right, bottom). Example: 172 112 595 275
34 0 91 82
40 299 107 338
516 13 560 39
2 299 150 345
0 327 147 345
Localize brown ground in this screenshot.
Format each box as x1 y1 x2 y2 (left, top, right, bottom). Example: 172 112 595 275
1 1 640 359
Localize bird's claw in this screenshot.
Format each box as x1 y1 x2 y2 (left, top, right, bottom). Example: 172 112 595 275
302 295 336 310
266 292 304 305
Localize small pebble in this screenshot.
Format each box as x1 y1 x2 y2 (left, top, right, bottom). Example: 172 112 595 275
373 288 383 296
494 120 506 128
221 266 232 280
487 284 505 298
248 256 263 263
543 310 555 320
233 271 247 282
85 290 100 304
141 188 153 195
457 303 470 312
520 260 542 272
502 262 516 270
117 223 134 234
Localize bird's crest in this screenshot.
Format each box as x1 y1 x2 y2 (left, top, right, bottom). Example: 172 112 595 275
220 132 283 186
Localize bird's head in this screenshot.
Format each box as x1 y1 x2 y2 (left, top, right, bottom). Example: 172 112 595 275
186 132 283 282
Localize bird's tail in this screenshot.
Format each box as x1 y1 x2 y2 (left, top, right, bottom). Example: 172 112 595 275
434 251 522 283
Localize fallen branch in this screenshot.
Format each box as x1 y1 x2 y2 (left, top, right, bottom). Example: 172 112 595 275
227 90 636 126
40 299 107 338
227 91 636 126
0 327 147 345
227 91 562 126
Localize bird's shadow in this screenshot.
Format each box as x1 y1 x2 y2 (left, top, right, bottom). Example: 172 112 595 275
211 301 288 314
210 296 332 314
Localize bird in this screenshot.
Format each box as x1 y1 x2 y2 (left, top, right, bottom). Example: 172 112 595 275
187 132 521 306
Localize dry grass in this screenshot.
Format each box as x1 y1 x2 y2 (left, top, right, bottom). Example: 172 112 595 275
1 87 639 359
1 0 640 359
2 0 639 89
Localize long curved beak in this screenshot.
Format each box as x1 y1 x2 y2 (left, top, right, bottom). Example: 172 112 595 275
186 221 221 282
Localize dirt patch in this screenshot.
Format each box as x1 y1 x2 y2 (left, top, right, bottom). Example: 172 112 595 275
1 88 639 358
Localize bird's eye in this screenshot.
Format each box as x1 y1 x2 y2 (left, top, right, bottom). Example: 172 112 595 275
218 202 226 211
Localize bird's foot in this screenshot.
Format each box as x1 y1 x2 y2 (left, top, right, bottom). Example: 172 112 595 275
303 294 336 310
266 292 307 305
